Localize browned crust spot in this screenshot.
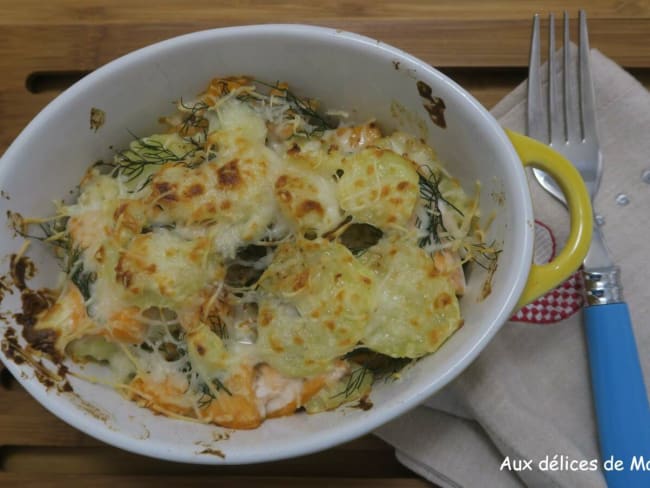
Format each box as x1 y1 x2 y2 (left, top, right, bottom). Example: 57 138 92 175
428 328 440 345
396 181 412 191
416 80 447 129
295 200 324 218
10 254 36 291
217 159 241 189
275 175 289 188
115 254 133 289
259 309 273 327
15 290 58 355
292 269 310 291
153 181 179 202
94 245 106 264
434 292 452 309
1 255 72 392
199 448 226 458
184 183 205 197
90 107 105 132
269 336 284 353
354 396 373 411
113 202 129 220
277 190 292 203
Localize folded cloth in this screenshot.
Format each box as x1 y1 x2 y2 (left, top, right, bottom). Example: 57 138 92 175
375 49 650 488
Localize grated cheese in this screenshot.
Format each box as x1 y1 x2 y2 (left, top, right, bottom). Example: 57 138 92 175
22 76 497 430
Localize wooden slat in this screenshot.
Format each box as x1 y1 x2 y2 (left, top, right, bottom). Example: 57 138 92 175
0 380 418 482
1 18 649 88
0 381 96 447
1 0 649 24
0 474 430 488
3 67 650 155
1 445 411 476
0 374 392 452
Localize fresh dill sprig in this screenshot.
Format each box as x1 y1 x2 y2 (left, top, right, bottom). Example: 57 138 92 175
116 136 189 176
178 99 209 137
17 215 96 299
197 377 233 407
336 365 372 399
416 167 464 247
64 246 95 300
253 79 336 135
335 351 413 399
69 257 95 301
104 133 204 187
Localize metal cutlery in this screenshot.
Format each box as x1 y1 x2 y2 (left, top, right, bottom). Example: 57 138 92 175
527 10 650 486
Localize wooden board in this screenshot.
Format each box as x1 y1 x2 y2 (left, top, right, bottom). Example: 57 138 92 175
1 1 649 485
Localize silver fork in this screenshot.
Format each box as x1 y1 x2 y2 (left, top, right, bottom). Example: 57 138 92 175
528 11 650 486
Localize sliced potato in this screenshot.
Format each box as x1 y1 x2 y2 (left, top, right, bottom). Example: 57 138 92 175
257 238 375 377
337 148 419 228
359 234 462 358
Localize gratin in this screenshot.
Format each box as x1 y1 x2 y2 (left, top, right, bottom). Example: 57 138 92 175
14 76 497 429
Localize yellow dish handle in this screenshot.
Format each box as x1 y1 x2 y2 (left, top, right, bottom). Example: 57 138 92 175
505 129 593 309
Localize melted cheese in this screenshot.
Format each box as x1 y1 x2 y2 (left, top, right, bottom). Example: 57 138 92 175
375 131 438 168
66 171 134 251
147 100 281 257
29 77 481 430
274 167 343 236
322 121 383 153
115 229 220 309
186 324 230 398
35 282 98 354
257 238 375 376
359 234 462 358
337 148 419 228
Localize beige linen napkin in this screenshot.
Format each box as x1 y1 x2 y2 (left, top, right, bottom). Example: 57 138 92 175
375 49 650 488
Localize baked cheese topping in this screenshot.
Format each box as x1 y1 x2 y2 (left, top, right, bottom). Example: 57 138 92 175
24 76 498 429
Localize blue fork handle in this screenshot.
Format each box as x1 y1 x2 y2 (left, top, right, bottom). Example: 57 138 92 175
585 302 650 486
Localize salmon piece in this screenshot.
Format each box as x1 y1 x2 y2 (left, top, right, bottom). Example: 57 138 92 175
201 393 263 429
204 76 252 103
199 365 263 429
433 250 466 295
266 376 327 418
103 306 148 344
129 374 193 417
254 363 328 419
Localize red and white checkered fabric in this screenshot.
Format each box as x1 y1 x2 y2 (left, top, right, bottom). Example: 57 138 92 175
510 220 584 324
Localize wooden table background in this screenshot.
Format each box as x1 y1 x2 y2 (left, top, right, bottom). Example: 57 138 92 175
1 1 649 486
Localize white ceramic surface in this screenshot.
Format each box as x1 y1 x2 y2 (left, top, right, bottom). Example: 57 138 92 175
0 25 534 464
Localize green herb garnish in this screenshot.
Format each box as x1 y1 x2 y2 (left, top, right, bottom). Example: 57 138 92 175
416 167 463 247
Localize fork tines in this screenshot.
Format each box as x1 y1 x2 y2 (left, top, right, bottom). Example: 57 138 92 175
527 10 598 146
